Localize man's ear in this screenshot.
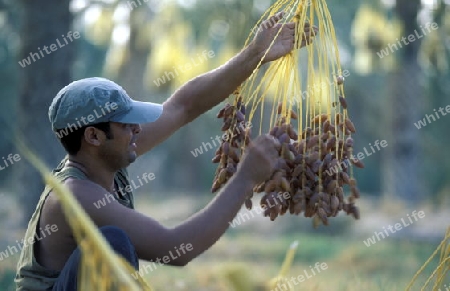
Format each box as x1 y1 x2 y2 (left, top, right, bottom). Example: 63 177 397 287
83 127 104 146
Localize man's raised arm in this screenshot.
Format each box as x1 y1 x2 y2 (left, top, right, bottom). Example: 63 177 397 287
136 13 317 155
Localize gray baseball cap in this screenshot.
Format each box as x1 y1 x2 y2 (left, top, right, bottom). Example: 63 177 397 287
49 77 163 131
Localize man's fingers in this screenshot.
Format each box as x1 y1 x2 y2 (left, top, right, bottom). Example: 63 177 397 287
285 22 296 30
302 25 318 36
262 12 286 30
303 27 316 33
273 11 286 23
261 12 318 32
290 23 317 48
258 134 281 159
299 26 317 44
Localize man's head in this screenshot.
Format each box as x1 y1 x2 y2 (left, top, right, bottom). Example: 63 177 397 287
49 77 162 168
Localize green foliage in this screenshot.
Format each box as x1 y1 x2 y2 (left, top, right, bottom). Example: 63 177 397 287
0 0 449 199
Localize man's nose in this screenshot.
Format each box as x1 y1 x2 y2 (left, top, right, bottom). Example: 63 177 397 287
133 123 141 134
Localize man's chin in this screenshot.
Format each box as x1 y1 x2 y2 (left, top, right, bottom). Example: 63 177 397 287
128 153 138 164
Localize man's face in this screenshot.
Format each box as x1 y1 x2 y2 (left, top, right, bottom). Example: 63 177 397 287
98 122 141 170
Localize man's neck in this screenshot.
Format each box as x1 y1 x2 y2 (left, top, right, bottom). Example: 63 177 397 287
66 154 116 193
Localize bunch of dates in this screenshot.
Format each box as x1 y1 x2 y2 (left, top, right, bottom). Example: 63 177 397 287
212 96 363 226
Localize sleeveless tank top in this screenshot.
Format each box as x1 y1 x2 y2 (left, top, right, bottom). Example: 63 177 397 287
15 157 134 291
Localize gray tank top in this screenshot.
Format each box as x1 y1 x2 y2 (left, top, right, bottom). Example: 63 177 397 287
15 157 134 291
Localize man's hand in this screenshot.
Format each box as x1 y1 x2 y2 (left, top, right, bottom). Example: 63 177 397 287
236 134 280 185
253 12 318 63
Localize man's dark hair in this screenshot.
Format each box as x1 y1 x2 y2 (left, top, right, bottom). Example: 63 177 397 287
57 122 113 155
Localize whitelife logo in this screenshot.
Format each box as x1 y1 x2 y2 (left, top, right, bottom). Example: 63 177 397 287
377 22 439 59
229 192 291 228
18 31 80 68
0 153 21 171
414 104 450 129
270 262 328 291
131 243 193 279
93 172 155 209
324 140 388 176
290 70 351 105
153 50 216 87
190 122 253 158
55 102 118 139
363 210 425 247
0 224 58 261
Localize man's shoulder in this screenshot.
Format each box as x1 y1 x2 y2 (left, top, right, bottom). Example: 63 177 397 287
63 178 108 197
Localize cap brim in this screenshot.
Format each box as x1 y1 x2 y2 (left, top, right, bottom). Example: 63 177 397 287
111 100 163 124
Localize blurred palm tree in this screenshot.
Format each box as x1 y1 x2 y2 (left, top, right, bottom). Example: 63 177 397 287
16 0 73 221
382 0 423 204
351 0 446 204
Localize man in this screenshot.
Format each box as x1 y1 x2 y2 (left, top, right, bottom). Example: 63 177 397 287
15 12 317 291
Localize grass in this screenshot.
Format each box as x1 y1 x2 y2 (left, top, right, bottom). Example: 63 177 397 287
2 231 440 291
0 193 448 291
132 232 441 291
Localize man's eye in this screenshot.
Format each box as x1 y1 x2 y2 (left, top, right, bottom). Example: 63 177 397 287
125 123 138 129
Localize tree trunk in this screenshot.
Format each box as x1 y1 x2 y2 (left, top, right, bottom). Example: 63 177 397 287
117 8 152 100
382 0 423 204
16 0 73 222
